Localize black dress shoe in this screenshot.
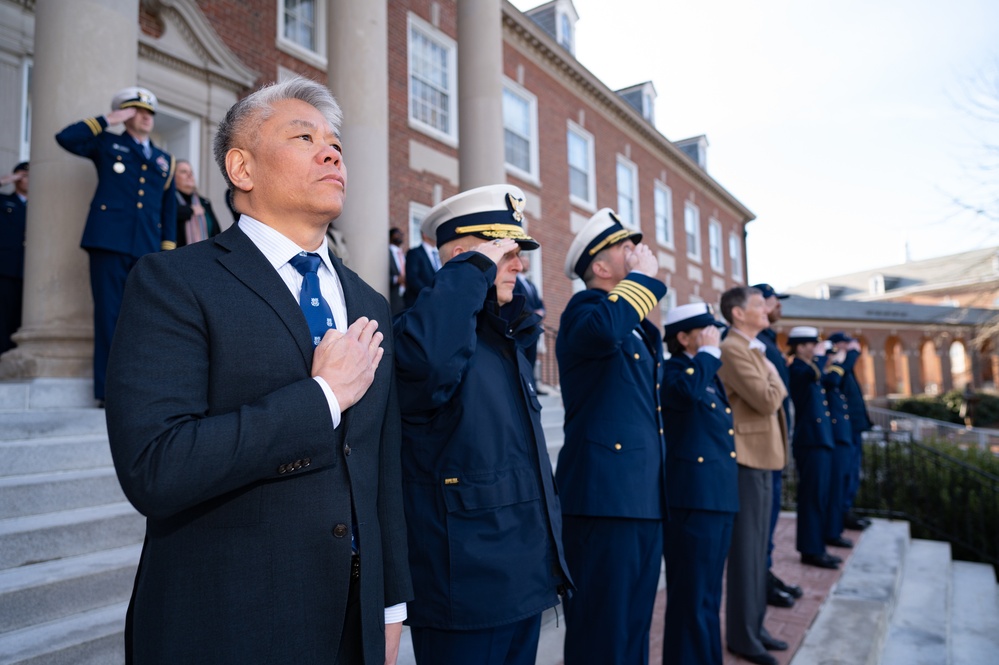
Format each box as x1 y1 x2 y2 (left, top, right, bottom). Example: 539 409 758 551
801 552 840 569
826 536 854 548
767 585 795 608
727 647 778 665
769 570 803 598
760 634 789 651
844 513 871 530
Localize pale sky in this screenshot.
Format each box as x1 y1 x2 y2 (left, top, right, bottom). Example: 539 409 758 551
510 0 999 291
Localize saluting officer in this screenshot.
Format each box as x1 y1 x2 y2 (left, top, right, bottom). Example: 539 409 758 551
556 208 668 665
393 184 572 665
823 344 856 549
786 326 841 569
56 86 177 403
661 303 738 665
828 331 873 530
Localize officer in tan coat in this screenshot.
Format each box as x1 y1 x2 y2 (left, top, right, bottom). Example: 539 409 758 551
716 285 789 665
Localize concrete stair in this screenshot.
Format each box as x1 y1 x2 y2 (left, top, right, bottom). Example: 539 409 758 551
791 520 999 665
0 379 142 665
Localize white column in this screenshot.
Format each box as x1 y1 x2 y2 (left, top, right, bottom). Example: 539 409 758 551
327 0 389 294
0 0 139 387
457 0 506 189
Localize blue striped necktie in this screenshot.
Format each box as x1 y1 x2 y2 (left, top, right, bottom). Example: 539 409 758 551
289 252 335 346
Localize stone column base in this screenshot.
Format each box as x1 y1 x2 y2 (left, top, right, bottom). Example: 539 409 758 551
0 324 94 381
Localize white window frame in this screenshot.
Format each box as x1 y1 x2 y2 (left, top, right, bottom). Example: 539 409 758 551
709 219 724 273
19 58 32 161
502 79 539 183
409 202 431 249
408 12 459 146
684 202 701 262
567 121 595 211
654 181 673 248
557 11 574 52
729 232 743 281
276 0 328 69
616 155 640 229
659 289 678 325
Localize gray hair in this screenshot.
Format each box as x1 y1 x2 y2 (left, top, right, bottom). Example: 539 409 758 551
213 76 343 191
720 286 763 325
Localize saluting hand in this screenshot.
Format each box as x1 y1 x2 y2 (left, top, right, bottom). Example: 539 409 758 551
624 242 659 277
472 238 518 265
311 317 384 411
697 325 721 350
105 107 137 125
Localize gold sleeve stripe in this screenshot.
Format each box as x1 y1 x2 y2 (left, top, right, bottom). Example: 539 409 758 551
612 289 647 318
84 117 102 135
163 155 176 191
826 365 845 376
614 280 657 312
161 240 177 251
609 284 652 317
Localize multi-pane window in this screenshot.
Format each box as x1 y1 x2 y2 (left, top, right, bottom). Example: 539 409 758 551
616 156 639 228
558 12 574 52
503 83 538 179
684 202 700 260
277 0 325 65
729 233 743 281
567 123 594 208
709 220 723 271
409 14 457 142
654 182 673 247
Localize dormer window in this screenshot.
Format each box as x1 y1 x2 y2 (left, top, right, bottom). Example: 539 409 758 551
526 1 579 57
642 90 654 122
869 274 886 295
558 11 574 53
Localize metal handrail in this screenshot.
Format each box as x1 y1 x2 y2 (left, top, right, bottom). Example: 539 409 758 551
868 406 999 452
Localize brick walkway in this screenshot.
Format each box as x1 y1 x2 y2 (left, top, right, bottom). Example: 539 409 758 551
652 513 861 664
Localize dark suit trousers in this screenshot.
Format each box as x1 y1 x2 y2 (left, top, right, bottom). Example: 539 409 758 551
726 465 771 656
664 508 735 665
0 276 22 353
411 613 542 665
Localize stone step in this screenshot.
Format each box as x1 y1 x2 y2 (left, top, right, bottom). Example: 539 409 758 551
0 600 126 665
0 410 107 442
790 519 910 665
0 544 140 634
0 502 144 570
0 468 125 519
881 538 952 665
950 560 999 664
0 378 99 412
0 435 112 477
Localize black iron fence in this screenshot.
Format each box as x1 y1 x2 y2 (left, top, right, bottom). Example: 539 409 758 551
781 426 999 573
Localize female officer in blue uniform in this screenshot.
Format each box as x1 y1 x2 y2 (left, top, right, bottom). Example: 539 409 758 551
661 303 738 665
394 185 571 665
787 327 841 569
823 348 856 549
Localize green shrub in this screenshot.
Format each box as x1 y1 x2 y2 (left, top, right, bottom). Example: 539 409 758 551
891 395 961 423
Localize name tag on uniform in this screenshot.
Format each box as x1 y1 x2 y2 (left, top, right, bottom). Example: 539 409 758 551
111 143 131 153
706 386 716 394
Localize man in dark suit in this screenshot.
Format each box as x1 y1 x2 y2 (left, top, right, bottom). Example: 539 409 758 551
661 303 738 665
752 283 803 608
105 76 412 665
388 227 406 315
56 86 177 402
556 208 668 665
402 230 439 308
0 161 28 353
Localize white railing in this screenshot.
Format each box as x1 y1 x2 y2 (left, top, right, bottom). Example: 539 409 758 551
867 406 999 452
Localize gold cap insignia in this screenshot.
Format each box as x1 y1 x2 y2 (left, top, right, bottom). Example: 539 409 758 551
507 193 525 222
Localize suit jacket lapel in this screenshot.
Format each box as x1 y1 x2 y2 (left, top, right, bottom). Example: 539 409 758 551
215 224 315 365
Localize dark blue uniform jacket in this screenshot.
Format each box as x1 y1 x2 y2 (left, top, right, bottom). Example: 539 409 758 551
823 364 853 445
789 356 835 449
394 252 571 630
662 351 739 513
837 350 872 433
0 193 26 279
556 273 668 519
56 116 176 257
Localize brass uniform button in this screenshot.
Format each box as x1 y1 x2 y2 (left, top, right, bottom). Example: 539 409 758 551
697 456 704 463
711 403 716 409
633 353 640 360
728 429 734 435
614 443 622 451
138 189 144 196
136 202 143 209
730 451 737 458
685 368 695 375
725 407 731 414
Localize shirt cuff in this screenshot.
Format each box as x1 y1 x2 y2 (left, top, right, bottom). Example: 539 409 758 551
312 377 342 429
698 345 721 359
384 602 407 624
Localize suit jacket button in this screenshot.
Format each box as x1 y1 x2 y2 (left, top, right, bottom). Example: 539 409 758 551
304 458 311 466
293 460 303 469
344 444 351 456
333 524 349 538
277 465 287 474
